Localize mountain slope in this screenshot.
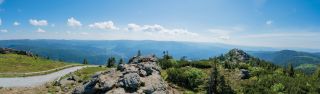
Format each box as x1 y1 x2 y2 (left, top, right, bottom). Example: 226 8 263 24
249 50 320 67
0 40 231 65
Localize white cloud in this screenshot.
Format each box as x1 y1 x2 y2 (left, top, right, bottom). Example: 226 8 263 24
208 26 245 40
67 17 82 27
126 23 198 36
29 19 48 26
79 32 89 35
127 23 142 31
0 29 7 32
13 21 20 26
89 21 118 30
36 28 46 33
0 18 2 26
266 20 273 25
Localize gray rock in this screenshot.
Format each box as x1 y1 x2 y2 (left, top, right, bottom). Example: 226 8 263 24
68 74 81 82
239 69 250 79
117 64 125 71
122 73 141 92
94 69 120 92
139 70 147 77
73 55 169 94
59 78 76 86
123 65 139 74
105 88 127 94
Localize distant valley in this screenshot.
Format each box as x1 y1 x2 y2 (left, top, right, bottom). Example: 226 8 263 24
0 39 319 72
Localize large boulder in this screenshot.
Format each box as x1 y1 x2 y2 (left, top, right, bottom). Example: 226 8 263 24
122 73 141 92
94 69 121 92
239 69 250 79
73 56 170 94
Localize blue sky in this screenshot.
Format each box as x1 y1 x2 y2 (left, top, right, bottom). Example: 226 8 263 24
0 0 320 49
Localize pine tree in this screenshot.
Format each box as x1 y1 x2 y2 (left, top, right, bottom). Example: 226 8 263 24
137 50 141 56
313 66 320 79
107 57 116 68
119 58 124 65
83 58 89 65
180 56 188 62
287 63 294 77
208 63 218 94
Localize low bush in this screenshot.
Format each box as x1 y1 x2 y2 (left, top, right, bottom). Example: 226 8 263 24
158 59 178 69
166 67 208 91
177 60 213 69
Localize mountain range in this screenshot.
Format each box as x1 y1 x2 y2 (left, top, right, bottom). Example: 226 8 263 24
0 39 319 70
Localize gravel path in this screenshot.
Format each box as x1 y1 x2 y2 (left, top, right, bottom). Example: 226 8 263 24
0 66 87 87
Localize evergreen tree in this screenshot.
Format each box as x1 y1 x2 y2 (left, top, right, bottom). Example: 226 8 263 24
313 66 320 79
119 58 124 65
137 50 141 56
83 58 89 65
107 57 116 68
287 63 294 77
208 63 218 94
180 56 188 62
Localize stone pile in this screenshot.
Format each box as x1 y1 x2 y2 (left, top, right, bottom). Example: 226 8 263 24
73 56 169 94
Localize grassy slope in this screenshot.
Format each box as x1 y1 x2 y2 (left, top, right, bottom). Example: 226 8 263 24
0 54 68 73
73 66 107 81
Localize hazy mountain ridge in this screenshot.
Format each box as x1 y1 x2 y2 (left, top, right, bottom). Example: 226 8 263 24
249 50 320 66
1 40 319 68
0 40 229 64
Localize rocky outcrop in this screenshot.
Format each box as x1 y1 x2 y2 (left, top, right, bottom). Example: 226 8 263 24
0 48 33 56
225 48 251 63
73 56 169 94
239 69 250 79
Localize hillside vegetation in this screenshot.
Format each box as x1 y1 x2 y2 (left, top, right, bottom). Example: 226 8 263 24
250 50 320 74
159 49 320 93
0 54 68 73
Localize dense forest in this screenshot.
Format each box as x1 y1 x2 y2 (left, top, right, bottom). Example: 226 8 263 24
157 49 320 94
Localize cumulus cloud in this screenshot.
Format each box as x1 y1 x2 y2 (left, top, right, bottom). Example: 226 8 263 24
36 28 46 33
67 17 82 27
266 20 273 25
13 21 20 26
29 19 48 26
88 21 118 30
126 23 198 36
0 29 7 32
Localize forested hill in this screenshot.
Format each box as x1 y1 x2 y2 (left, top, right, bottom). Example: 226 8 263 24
0 40 319 68
207 49 320 94
249 50 320 74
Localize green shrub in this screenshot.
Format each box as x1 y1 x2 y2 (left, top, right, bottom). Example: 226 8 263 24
166 67 207 91
271 83 285 92
191 61 212 68
177 60 212 69
158 59 178 69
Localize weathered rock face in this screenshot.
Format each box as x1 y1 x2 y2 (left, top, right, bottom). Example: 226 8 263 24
0 48 33 56
73 56 169 94
239 69 250 79
226 48 251 63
